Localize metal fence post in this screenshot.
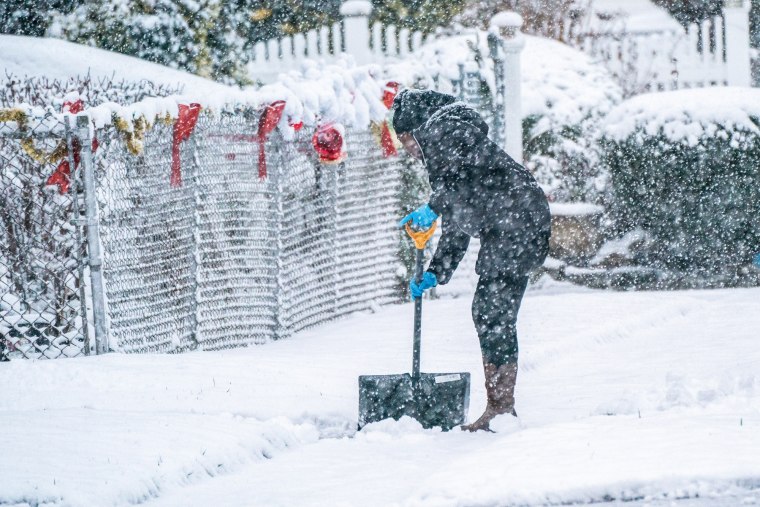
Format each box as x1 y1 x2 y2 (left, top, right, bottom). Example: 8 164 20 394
331 161 342 317
188 132 202 350
64 115 92 355
271 143 288 340
76 115 109 355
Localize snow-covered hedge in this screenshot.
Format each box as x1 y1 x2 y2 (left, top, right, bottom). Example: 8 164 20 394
521 36 622 203
602 87 760 276
0 74 184 111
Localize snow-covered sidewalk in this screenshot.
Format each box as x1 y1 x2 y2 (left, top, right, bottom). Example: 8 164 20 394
2 281 759 506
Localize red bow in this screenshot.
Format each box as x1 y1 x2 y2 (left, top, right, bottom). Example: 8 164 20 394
383 81 399 109
46 98 98 194
63 99 84 114
171 103 202 187
257 101 286 179
45 138 99 194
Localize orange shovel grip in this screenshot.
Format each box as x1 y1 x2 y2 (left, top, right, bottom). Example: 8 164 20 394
404 221 437 250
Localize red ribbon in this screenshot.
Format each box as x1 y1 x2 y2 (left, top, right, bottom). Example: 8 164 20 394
381 81 400 158
257 101 286 179
171 103 202 187
63 99 84 114
383 81 399 109
46 98 98 194
380 123 397 158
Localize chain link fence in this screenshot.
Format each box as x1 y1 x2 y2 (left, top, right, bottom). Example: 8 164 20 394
0 115 90 360
1 108 403 358
87 110 402 354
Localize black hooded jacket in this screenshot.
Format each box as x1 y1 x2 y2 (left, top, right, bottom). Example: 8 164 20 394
410 101 551 283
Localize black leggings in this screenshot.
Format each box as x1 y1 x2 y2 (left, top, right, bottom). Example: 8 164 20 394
471 274 529 366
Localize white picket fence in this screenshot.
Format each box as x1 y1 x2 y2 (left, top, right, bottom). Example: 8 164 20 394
249 1 428 83
248 0 752 96
574 2 752 95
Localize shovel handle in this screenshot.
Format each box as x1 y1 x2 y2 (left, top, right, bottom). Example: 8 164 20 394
412 248 424 379
404 222 436 380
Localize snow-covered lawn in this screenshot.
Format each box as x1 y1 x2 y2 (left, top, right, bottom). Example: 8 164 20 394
2 280 759 507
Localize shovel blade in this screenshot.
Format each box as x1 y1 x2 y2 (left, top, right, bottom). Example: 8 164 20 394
358 372 470 431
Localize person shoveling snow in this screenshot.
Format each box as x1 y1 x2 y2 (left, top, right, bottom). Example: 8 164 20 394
394 90 551 432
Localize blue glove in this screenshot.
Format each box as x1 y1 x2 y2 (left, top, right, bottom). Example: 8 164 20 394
398 203 438 231
753 253 760 267
410 272 437 300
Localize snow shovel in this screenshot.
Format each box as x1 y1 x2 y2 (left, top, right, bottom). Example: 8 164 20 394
358 222 470 431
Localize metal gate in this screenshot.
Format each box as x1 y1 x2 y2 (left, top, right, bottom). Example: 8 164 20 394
0 114 92 359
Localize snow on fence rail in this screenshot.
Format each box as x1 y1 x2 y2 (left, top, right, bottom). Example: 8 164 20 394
0 109 402 358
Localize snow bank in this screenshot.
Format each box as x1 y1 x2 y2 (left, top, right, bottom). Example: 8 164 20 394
0 409 320 506
604 87 760 146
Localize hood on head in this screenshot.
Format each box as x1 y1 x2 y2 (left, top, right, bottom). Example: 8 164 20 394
391 89 456 134
413 102 490 165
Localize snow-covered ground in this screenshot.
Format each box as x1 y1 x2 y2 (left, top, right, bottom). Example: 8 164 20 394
2 279 759 507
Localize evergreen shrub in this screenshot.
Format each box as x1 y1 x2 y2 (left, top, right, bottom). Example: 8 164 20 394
601 88 760 279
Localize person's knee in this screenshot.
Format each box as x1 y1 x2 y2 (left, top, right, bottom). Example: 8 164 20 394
481 339 518 366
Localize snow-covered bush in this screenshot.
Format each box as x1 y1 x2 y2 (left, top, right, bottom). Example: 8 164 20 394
602 87 760 278
521 36 622 203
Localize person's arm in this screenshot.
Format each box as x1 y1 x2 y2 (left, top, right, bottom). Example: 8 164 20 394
426 215 470 285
